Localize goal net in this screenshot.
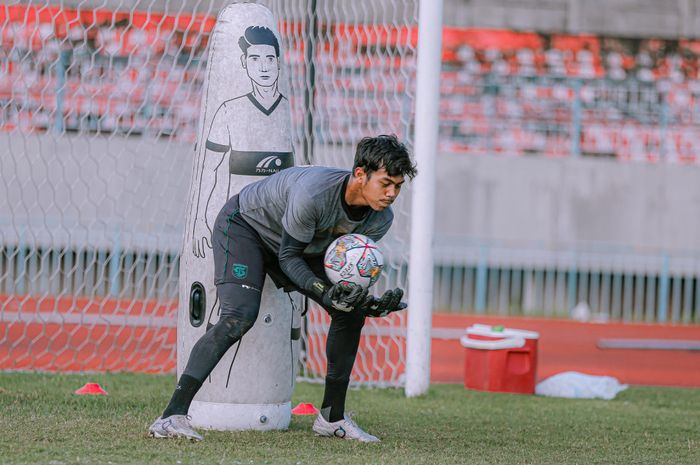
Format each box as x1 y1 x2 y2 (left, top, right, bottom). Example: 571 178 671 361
0 1 418 386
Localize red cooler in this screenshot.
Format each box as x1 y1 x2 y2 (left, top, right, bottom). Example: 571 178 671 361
460 324 540 394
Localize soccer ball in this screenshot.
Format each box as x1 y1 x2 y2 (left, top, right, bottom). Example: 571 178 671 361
324 234 384 290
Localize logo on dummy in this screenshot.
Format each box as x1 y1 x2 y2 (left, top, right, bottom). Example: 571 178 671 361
232 263 248 279
256 155 283 174
229 150 293 176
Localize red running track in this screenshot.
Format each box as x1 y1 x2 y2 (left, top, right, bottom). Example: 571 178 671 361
0 294 177 373
1 295 699 386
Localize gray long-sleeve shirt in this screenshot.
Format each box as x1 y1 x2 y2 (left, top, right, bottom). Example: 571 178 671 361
238 166 393 257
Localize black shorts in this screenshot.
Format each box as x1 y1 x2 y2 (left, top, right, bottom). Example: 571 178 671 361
212 195 327 293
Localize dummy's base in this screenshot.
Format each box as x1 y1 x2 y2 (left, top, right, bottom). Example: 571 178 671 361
189 400 292 431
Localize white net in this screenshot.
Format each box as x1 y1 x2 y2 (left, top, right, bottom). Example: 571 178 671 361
0 1 418 386
272 1 418 386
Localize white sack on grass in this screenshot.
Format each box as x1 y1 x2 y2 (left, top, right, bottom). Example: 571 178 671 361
535 371 628 400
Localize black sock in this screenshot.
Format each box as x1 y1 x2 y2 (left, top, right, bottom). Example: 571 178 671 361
321 377 350 422
161 374 203 418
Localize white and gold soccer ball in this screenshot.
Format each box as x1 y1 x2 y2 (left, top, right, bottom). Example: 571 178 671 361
323 234 384 290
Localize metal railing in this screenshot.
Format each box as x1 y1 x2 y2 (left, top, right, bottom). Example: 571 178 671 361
3 241 699 325
433 240 700 324
0 246 178 301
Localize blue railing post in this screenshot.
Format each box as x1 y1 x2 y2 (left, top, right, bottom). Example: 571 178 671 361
27 248 37 295
567 251 578 312
657 254 669 322
109 231 121 297
16 231 26 295
475 246 488 313
63 249 73 295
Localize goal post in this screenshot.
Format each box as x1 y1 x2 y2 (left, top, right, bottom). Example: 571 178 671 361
406 0 442 397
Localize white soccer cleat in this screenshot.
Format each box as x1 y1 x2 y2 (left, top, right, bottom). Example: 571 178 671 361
312 414 380 442
148 415 203 441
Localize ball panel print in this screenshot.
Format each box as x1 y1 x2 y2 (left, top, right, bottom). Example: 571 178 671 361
324 234 384 290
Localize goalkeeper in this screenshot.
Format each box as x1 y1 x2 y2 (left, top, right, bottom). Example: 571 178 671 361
149 134 417 442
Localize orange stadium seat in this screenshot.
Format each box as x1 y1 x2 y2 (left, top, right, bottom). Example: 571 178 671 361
1 3 700 163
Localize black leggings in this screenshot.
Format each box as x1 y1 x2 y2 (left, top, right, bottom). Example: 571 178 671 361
182 281 261 382
182 194 365 400
182 282 365 386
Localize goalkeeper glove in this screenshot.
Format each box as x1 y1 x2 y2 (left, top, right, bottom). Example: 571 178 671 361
307 279 368 312
360 288 407 317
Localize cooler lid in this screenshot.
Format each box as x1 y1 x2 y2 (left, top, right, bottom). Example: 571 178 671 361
460 335 526 350
466 323 540 340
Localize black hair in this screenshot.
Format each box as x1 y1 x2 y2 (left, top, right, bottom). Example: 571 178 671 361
238 26 280 57
352 134 417 180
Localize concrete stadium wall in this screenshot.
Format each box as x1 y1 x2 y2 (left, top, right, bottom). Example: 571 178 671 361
434 152 700 265
3 133 699 270
445 0 700 39
35 0 700 39
0 133 191 253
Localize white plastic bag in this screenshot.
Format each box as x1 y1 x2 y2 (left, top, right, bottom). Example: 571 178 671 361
535 371 628 400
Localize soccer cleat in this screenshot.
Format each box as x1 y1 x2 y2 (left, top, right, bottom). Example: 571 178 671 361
148 415 203 441
312 413 380 442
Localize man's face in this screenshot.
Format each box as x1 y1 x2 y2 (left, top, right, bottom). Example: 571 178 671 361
241 44 279 87
356 166 405 211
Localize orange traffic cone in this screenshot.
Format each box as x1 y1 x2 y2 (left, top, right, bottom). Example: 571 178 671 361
291 402 319 415
74 383 108 395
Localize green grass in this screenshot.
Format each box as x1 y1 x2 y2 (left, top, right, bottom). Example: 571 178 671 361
0 372 698 465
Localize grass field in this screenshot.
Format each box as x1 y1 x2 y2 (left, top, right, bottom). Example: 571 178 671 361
1 372 698 465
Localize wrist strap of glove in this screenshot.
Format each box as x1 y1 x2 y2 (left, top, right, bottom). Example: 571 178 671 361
306 278 328 300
